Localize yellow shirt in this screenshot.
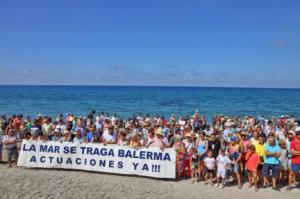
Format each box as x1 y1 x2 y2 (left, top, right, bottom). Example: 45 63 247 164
251 138 259 146
254 143 265 159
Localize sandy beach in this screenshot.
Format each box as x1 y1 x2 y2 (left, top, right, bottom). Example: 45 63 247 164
0 165 299 199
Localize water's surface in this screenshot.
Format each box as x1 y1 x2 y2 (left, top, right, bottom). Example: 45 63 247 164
0 85 299 121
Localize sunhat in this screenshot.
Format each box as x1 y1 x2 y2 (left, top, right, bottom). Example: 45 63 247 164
185 133 192 138
155 128 163 135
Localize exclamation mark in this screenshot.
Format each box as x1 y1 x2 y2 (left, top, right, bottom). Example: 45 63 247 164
152 165 155 172
157 165 160 172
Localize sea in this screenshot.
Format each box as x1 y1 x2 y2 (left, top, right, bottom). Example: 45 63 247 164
0 85 299 122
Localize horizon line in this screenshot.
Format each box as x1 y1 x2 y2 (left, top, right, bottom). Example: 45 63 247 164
0 84 299 90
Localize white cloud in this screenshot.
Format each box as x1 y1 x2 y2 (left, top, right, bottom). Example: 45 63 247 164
273 39 287 47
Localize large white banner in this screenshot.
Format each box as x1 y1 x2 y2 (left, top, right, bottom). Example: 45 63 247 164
17 140 176 179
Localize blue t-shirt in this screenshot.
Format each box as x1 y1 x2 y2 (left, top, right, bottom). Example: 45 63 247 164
265 143 280 164
86 132 93 143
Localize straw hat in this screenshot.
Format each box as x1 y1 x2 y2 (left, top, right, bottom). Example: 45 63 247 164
185 133 191 138
155 128 163 135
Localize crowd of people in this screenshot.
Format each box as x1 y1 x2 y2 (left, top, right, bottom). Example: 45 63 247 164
0 110 300 192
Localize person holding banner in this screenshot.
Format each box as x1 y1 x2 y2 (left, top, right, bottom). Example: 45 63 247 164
73 129 84 143
102 126 116 145
60 130 71 143
148 128 170 149
3 128 18 167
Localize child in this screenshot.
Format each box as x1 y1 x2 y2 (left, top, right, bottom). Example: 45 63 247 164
190 147 199 183
216 149 231 189
204 150 216 185
278 139 288 185
245 145 260 192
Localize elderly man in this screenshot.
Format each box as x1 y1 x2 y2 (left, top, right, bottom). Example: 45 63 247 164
263 137 281 191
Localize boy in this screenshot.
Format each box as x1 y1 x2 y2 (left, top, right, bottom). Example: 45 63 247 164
204 150 216 185
216 149 231 189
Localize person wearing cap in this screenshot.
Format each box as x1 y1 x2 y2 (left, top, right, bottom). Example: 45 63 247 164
287 129 300 190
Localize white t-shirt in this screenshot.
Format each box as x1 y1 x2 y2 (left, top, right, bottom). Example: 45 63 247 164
3 135 17 149
217 155 231 171
102 132 116 143
204 157 216 170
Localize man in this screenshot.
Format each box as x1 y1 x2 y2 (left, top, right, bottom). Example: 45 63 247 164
287 128 300 190
263 137 281 191
3 129 18 167
102 126 116 145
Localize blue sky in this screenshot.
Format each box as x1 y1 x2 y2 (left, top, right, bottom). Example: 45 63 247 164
0 0 300 88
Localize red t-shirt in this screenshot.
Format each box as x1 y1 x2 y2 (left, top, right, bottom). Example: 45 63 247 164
245 153 260 171
13 118 21 130
291 139 300 164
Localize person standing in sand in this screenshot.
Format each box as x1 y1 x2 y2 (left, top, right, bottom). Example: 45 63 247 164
3 129 18 167
287 129 300 190
263 137 281 191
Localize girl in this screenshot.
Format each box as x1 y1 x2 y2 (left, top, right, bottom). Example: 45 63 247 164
245 145 260 192
204 150 216 185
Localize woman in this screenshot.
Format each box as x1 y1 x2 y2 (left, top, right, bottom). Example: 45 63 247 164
196 132 208 180
73 129 84 143
228 136 242 188
3 129 18 167
182 133 195 178
148 128 170 149
60 130 70 143
173 134 186 180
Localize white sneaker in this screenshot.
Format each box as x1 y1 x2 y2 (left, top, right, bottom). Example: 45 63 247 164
219 185 224 189
215 184 219 187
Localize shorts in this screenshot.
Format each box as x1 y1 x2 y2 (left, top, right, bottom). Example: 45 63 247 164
263 163 279 178
291 164 300 173
191 162 198 169
6 147 18 162
205 168 215 173
217 169 226 179
279 161 288 171
257 164 263 171
199 153 207 161
231 163 240 173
